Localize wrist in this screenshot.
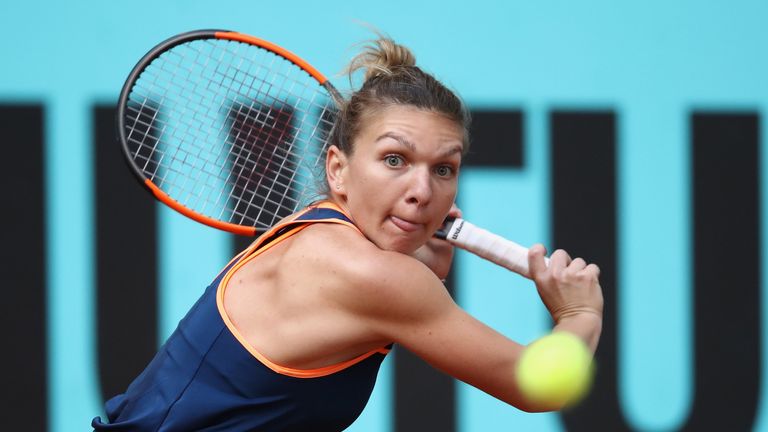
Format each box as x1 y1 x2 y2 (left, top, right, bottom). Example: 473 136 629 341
553 312 603 352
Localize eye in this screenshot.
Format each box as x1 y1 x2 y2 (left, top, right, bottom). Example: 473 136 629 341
435 165 455 178
384 154 404 167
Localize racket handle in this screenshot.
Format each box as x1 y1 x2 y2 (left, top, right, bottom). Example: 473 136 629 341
436 218 549 279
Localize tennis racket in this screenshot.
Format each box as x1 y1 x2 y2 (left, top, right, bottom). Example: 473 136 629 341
117 29 543 278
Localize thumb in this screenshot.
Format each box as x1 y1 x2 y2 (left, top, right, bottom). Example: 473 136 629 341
527 244 548 280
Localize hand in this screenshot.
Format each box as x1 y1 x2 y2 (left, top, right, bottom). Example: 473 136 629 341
410 203 463 280
528 245 604 323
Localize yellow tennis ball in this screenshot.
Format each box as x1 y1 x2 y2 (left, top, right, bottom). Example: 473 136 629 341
516 332 594 408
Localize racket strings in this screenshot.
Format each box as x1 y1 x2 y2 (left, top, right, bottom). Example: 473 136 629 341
124 37 336 230
147 58 324 218
129 42 312 215
128 72 327 182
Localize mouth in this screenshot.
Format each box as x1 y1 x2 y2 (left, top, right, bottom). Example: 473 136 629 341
389 215 424 233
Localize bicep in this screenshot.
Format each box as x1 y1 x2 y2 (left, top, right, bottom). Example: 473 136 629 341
394 295 529 407
358 257 531 408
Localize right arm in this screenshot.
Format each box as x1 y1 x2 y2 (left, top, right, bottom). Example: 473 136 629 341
335 235 603 412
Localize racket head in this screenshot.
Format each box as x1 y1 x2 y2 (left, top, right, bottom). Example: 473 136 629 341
117 29 341 236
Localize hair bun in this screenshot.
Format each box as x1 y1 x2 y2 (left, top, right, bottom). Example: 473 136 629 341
346 37 417 82
331 32 470 160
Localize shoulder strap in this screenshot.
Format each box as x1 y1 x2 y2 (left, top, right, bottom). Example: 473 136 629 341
246 201 359 256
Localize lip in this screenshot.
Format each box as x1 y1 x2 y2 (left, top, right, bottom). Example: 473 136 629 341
389 215 423 233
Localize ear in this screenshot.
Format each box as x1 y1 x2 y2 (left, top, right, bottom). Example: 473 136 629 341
325 145 348 196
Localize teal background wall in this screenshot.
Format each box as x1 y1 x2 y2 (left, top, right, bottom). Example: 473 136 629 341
1 1 766 431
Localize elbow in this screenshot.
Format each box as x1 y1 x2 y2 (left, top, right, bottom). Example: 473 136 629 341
501 392 566 413
514 400 565 414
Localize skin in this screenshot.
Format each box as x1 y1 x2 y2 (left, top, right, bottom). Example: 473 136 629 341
224 105 604 412
327 106 464 278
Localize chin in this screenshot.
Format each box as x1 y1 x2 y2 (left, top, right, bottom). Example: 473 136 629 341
388 237 427 255
366 222 429 254
370 235 415 255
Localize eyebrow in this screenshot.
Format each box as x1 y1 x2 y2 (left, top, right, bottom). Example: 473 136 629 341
375 132 463 158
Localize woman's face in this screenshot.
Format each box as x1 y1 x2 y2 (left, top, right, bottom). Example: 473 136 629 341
329 105 463 254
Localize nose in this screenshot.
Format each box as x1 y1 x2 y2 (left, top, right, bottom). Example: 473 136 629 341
405 167 432 206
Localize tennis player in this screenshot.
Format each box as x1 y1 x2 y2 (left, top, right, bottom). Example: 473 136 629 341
93 36 603 431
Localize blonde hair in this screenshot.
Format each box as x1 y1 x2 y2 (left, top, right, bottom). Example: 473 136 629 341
344 37 417 82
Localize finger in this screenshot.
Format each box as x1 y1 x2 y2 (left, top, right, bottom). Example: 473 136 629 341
447 202 462 219
549 249 571 273
569 257 587 272
582 263 601 279
528 244 548 279
430 236 454 249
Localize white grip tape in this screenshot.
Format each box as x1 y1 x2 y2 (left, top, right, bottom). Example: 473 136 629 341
445 218 544 278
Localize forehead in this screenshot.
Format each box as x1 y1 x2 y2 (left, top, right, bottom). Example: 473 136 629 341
356 105 465 147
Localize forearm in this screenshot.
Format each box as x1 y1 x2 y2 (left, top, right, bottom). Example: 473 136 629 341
552 312 603 353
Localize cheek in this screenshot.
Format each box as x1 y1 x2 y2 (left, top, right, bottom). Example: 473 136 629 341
350 163 391 195
437 180 458 201
434 185 458 215
346 167 383 211
349 170 375 196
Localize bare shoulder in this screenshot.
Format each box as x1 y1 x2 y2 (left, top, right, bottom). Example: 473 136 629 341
285 222 453 331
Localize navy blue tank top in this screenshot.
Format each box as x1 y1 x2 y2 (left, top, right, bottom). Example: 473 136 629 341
92 202 390 431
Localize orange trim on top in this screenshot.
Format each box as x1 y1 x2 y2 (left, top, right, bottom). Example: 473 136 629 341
306 201 362 234
145 180 257 236
214 31 329 85
210 246 254 284
215 202 387 379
